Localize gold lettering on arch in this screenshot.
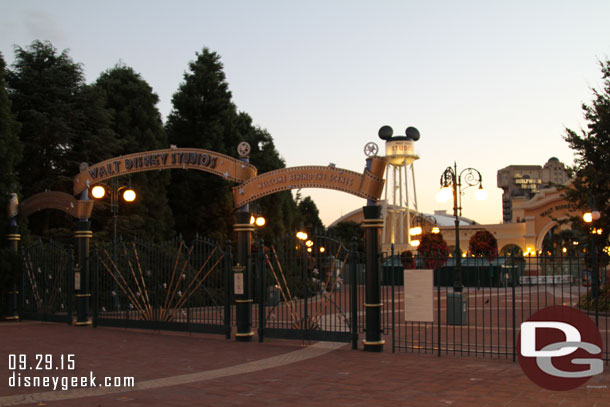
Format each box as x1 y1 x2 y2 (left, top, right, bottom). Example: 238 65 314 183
232 156 387 208
73 148 257 195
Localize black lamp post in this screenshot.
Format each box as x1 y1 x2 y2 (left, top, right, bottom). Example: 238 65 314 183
91 177 136 310
437 162 486 292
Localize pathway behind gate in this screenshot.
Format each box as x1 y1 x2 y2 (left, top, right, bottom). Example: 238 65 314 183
1 321 608 407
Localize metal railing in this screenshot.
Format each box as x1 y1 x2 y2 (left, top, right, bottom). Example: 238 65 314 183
385 253 609 363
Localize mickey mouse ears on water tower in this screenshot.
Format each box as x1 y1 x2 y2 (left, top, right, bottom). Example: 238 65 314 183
378 125 420 141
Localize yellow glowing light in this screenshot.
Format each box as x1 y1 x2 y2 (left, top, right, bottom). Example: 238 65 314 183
409 226 423 236
307 247 312 253
583 212 593 223
123 189 136 202
562 247 567 253
305 240 314 248
410 239 420 247
250 216 256 225
319 247 326 253
296 231 308 241
255 217 266 227
436 187 452 203
431 227 440 234
91 185 106 199
475 186 488 201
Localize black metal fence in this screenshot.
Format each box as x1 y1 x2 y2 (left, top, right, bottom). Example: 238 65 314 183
385 253 609 363
91 236 231 335
20 239 73 323
252 235 359 345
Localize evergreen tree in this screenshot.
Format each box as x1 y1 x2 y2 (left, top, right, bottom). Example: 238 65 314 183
297 196 324 235
7 41 120 238
165 48 237 242
562 59 610 251
93 64 173 242
166 48 300 243
0 52 22 241
234 112 298 242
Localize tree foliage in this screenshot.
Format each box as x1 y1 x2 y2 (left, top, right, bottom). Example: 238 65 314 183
562 59 610 252
166 48 299 242
7 41 120 238
468 230 498 261
93 64 174 242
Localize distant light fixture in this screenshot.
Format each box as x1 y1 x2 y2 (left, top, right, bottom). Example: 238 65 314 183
91 185 106 199
255 216 266 227
583 212 593 223
319 247 326 253
307 247 312 253
305 240 314 248
410 239 420 247
296 231 308 241
431 227 440 234
409 226 423 236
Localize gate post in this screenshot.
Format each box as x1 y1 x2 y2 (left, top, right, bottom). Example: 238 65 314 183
6 193 20 320
362 157 384 352
234 211 254 341
74 191 92 326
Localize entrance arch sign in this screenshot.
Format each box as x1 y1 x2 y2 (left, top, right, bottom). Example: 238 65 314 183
232 156 387 207
73 148 258 195
19 191 95 219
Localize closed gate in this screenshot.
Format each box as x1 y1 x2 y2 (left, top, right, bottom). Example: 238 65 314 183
20 240 73 323
92 236 231 335
254 235 360 345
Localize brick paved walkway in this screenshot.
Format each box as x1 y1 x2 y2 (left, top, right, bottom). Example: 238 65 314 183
1 321 608 406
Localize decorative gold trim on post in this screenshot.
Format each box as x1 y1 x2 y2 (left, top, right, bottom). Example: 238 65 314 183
73 320 92 326
361 219 384 228
235 299 253 303
74 231 93 238
75 293 92 298
5 316 19 320
233 223 255 232
234 331 255 337
364 303 383 308
362 339 386 345
6 234 21 241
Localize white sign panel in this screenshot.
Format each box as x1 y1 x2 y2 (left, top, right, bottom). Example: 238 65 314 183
74 272 81 290
234 273 244 295
404 269 433 322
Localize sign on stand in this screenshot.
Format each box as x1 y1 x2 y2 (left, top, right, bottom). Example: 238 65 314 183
404 269 433 322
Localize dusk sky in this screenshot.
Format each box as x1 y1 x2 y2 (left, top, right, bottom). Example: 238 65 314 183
2 1 610 226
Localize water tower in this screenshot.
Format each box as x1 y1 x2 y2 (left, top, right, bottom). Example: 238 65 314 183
378 125 421 249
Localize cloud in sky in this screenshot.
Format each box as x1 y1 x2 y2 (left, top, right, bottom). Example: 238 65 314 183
23 9 67 44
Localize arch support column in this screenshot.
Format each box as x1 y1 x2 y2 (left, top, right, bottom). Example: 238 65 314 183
234 212 254 341
362 205 385 352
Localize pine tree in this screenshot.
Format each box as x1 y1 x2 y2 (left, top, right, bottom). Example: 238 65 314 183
93 64 174 242
7 40 120 238
165 48 238 242
563 59 610 251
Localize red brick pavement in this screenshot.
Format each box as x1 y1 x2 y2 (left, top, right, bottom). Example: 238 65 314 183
1 321 609 407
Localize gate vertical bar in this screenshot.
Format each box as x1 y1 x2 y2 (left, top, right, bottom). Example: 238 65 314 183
350 238 359 350
224 240 232 339
74 189 92 326
5 192 20 320
257 240 265 343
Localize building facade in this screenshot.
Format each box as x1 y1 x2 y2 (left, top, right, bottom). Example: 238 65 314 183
497 157 569 223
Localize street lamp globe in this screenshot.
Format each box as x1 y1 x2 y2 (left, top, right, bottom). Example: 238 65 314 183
436 186 451 203
475 186 488 201
91 185 106 199
123 189 136 202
